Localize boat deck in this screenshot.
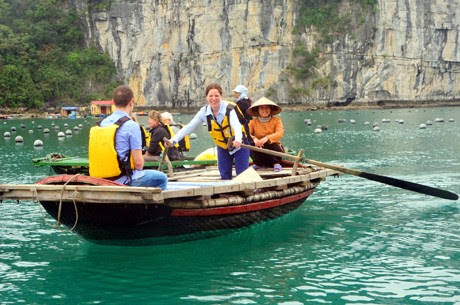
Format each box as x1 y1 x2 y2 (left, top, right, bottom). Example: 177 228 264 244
0 165 340 207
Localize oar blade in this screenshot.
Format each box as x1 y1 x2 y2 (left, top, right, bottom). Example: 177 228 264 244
304 158 458 201
359 172 459 201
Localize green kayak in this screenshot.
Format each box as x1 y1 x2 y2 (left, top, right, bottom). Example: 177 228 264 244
32 153 217 175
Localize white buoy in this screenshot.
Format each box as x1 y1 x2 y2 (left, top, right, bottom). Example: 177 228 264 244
373 126 380 131
55 125 60 129
20 123 25 128
4 131 11 137
73 126 79 131
398 119 404 124
314 128 322 133
11 126 16 131
78 124 83 128
37 125 42 129
15 135 24 142
65 129 73 135
372 122 379 127
57 132 65 138
202 123 206 126
29 130 33 134
419 124 427 129
435 118 444 122
426 120 433 125
34 139 44 147
64 123 68 128
350 119 356 124
190 133 197 139
364 121 370 125
448 118 454 122
43 128 50 133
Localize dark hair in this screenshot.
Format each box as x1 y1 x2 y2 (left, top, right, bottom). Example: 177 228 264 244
205 83 223 96
113 85 134 107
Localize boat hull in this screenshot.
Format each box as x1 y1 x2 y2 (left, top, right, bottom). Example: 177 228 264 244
40 189 315 245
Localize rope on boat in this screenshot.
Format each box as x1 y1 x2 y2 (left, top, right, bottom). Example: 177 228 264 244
68 189 79 232
57 174 81 229
32 185 53 228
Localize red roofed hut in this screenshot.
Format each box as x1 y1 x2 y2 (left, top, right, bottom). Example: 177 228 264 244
91 100 115 116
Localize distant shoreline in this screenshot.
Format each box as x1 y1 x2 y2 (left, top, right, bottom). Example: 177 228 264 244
1 99 460 118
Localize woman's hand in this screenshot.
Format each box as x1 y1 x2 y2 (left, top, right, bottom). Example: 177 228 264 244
232 140 242 148
163 138 174 148
254 137 269 147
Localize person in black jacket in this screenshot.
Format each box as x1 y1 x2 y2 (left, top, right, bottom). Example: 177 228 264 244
233 85 253 144
143 110 183 162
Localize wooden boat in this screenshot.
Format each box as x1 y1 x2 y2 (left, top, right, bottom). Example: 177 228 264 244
0 160 339 245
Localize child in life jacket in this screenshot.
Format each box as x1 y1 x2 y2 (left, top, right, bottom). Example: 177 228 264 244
247 97 285 172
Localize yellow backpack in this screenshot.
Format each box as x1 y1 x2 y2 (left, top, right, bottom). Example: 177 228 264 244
88 117 134 179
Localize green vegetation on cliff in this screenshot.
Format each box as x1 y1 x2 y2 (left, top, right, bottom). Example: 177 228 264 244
288 0 377 99
0 0 118 109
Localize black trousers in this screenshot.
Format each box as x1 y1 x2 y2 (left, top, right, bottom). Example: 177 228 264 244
251 142 284 167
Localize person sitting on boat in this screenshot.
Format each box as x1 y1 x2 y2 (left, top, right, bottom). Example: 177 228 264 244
144 110 183 162
165 83 250 180
247 97 285 172
233 85 253 144
161 111 190 155
89 85 167 189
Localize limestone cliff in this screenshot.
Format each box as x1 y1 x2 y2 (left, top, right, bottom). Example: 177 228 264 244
78 0 460 108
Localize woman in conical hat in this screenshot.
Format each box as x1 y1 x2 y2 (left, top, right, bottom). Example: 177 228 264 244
247 97 285 172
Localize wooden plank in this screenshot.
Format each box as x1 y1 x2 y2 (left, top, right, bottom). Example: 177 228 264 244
0 188 164 204
213 183 242 194
167 170 207 181
0 184 162 193
288 175 303 184
192 186 215 197
254 179 278 189
309 172 321 180
240 182 256 191
162 188 195 199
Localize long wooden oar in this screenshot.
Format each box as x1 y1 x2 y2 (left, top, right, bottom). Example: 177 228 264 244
240 143 458 201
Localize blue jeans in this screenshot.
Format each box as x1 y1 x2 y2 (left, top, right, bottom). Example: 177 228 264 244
217 145 250 180
131 170 168 190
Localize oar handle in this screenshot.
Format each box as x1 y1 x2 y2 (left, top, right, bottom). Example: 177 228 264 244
240 143 301 161
158 137 170 171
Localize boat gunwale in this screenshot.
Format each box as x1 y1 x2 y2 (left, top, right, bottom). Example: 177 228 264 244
0 168 339 205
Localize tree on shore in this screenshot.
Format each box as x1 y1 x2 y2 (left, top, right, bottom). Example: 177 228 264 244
0 0 118 109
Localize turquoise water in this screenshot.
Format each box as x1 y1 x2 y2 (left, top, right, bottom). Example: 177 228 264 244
1 107 459 304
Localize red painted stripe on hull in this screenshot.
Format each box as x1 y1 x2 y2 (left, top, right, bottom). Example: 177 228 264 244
171 189 315 217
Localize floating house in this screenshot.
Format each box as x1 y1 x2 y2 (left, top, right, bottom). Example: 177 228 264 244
91 100 115 116
60 106 80 118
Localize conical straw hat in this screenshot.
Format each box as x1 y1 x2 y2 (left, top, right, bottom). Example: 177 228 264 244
247 97 282 117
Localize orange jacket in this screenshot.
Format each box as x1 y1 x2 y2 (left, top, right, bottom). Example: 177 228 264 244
248 116 284 145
